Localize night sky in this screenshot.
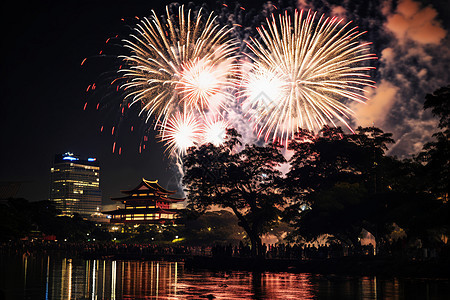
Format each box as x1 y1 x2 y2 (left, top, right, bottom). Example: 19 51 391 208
1 0 449 206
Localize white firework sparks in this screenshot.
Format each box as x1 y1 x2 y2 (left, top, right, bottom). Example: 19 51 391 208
159 110 203 156
120 5 239 129
241 9 377 144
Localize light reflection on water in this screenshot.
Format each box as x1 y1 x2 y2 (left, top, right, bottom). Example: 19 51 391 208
0 253 449 299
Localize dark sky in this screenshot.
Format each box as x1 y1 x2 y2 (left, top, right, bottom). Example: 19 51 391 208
1 0 449 205
0 0 265 205
0 1 188 204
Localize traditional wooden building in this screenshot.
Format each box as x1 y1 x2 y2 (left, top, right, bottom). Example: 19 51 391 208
103 179 185 224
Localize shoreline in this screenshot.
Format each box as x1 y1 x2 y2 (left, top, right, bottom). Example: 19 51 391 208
185 256 450 278
6 248 448 278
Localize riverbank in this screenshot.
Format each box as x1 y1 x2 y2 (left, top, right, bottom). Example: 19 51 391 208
184 256 450 278
73 251 450 278
3 243 450 278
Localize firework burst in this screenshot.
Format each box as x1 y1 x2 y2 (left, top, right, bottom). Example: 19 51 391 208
241 10 377 144
160 110 203 156
120 5 239 129
202 118 229 146
176 57 232 113
112 6 376 156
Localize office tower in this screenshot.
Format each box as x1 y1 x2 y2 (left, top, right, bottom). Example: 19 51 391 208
49 152 101 217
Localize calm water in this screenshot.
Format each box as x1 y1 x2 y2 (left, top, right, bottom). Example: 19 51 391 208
0 253 449 299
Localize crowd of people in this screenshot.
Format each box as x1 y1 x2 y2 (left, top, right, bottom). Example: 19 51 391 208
2 238 446 261
211 242 376 259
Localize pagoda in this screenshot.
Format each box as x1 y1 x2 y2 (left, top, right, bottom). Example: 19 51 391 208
103 179 185 224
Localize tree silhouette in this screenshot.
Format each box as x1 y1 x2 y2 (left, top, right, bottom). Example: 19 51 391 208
413 85 450 245
183 129 286 257
285 126 394 247
0 199 110 241
417 85 450 202
181 210 244 245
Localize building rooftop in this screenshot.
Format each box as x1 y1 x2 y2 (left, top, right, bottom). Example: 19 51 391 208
112 178 185 202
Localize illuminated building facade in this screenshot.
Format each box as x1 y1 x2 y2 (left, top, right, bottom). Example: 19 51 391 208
103 179 184 224
49 152 101 217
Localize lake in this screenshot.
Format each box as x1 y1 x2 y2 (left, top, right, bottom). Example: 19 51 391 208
0 253 449 299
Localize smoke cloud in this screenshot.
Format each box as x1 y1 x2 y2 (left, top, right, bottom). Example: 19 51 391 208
352 80 399 127
297 0 450 156
374 0 449 156
385 0 446 45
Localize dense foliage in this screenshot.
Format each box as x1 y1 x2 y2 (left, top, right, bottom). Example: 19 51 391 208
0 199 110 242
183 86 450 255
183 129 286 257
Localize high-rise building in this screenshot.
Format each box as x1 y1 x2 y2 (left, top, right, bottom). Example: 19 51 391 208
49 152 101 217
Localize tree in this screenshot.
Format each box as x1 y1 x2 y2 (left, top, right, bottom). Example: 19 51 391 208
285 126 394 201
181 210 244 245
288 182 369 246
0 198 111 242
417 85 450 202
285 126 394 247
411 85 450 244
423 85 450 130
183 129 286 257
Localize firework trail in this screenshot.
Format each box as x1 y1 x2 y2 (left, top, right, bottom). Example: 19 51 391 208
120 5 239 134
241 9 377 144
